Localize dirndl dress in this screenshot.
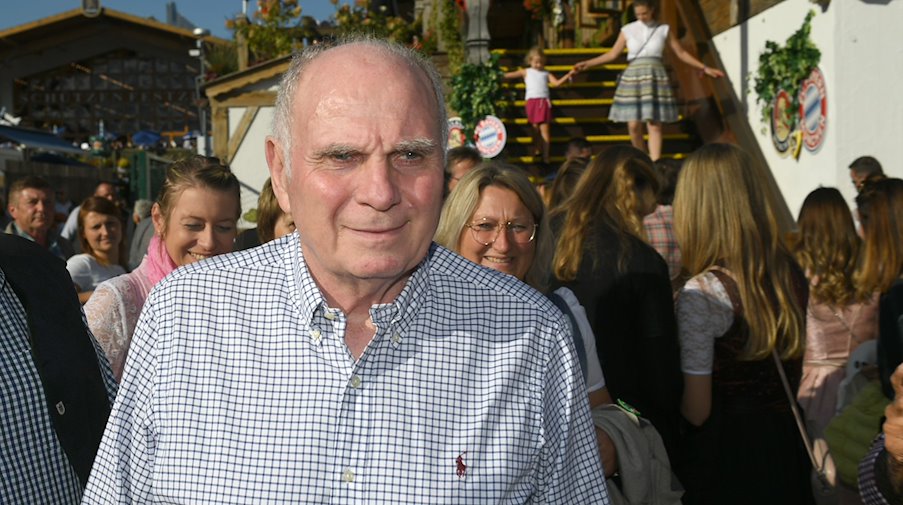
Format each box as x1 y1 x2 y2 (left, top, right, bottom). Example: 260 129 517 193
608 57 678 123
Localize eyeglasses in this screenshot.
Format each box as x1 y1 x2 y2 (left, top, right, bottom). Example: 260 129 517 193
464 218 538 246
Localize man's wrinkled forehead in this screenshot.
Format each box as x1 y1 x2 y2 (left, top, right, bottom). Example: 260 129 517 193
295 45 437 119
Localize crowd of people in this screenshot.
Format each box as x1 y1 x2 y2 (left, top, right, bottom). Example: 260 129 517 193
2 36 903 505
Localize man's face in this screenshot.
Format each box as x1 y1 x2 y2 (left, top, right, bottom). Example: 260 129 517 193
850 169 867 192
9 187 54 238
447 159 477 192
95 183 116 201
267 46 444 290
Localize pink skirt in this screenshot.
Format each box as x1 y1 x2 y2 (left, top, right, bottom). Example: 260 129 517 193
526 98 552 125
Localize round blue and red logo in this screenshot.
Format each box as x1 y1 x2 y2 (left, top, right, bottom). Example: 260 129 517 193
474 115 507 159
798 67 827 153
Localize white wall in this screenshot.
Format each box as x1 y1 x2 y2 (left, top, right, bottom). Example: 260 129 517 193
231 107 275 229
712 0 903 217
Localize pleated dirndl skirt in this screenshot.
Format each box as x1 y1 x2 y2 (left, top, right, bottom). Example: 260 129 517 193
608 57 678 123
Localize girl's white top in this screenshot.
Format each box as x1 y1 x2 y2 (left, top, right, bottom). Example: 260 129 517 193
524 68 550 100
622 20 670 60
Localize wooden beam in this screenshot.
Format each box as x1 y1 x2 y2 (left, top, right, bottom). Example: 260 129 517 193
205 60 290 98
216 91 277 108
212 105 229 162
227 106 259 164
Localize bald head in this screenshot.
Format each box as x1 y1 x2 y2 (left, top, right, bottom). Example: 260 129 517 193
270 38 447 178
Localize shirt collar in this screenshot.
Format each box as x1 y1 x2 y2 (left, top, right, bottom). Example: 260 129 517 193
287 232 433 338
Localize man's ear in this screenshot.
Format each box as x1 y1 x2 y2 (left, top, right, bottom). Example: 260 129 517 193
265 136 292 215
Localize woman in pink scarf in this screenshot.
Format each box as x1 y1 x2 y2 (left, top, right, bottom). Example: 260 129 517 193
85 156 241 380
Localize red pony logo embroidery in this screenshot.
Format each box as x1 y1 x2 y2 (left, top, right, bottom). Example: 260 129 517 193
456 451 467 478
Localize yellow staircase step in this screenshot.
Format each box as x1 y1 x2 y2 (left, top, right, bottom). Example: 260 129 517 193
509 134 692 144
503 117 611 125
510 152 688 165
505 98 614 107
493 48 621 56
503 81 617 90
501 114 685 125
501 64 627 72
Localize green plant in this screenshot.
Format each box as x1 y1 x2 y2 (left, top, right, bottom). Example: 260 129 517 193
332 0 418 45
438 0 465 73
523 0 549 20
204 43 238 80
227 0 312 63
751 10 821 126
448 53 506 140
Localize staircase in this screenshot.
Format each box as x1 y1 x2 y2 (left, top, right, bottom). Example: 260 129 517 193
494 47 702 166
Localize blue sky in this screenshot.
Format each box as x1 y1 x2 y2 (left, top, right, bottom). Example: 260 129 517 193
0 1 337 39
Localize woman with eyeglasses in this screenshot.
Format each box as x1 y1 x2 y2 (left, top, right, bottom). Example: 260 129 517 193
435 162 619 474
549 145 682 465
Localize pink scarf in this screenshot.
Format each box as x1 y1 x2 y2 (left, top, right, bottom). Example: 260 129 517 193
145 235 178 286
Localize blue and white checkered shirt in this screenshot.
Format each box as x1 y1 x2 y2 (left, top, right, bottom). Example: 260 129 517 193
0 268 117 504
83 233 609 503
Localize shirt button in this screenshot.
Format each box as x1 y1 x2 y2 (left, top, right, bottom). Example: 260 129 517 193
309 329 321 341
350 375 362 388
342 469 355 483
324 311 336 321
391 332 402 344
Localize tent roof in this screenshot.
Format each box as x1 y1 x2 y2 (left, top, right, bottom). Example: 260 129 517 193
0 125 83 154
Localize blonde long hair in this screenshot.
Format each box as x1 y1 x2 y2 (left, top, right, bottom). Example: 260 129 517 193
790 187 862 307
435 163 552 290
551 145 658 281
673 144 804 360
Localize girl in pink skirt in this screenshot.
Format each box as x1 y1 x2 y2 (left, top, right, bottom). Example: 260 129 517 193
505 47 574 164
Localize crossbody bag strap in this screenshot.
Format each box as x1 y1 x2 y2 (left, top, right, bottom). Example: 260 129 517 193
772 348 824 475
547 291 589 382
629 23 660 62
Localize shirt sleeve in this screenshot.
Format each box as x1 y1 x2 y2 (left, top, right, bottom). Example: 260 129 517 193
554 287 605 392
82 293 160 504
66 255 91 291
859 433 895 505
676 272 735 375
536 315 611 503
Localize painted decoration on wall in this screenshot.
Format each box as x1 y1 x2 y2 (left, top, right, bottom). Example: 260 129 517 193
447 117 467 148
766 67 827 160
473 115 507 159
751 10 826 160
799 67 827 153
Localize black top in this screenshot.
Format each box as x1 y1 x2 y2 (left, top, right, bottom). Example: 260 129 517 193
551 221 682 456
0 233 112 486
878 279 903 399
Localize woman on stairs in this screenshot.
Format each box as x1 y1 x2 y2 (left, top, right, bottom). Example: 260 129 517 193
572 0 724 161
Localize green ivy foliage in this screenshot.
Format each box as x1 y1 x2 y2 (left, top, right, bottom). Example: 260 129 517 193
332 0 417 45
439 0 466 74
752 10 821 127
448 53 506 140
227 0 310 63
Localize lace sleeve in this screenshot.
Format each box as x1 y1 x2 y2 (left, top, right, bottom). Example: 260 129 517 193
676 272 734 375
84 280 130 378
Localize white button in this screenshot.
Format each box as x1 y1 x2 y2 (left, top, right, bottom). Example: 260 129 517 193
391 333 402 344
342 469 355 483
309 329 322 342
350 375 362 388
324 311 336 321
